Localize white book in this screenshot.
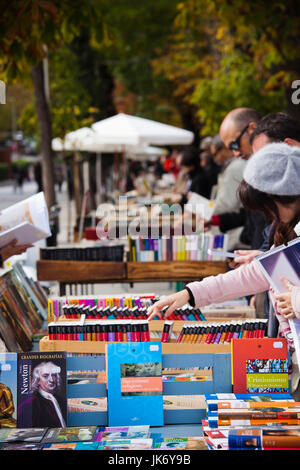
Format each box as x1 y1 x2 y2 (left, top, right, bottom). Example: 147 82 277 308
187 192 215 220
255 236 300 293
0 192 51 248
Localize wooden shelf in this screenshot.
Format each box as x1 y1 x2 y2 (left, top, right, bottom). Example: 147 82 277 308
37 260 227 283
37 260 126 283
127 260 227 281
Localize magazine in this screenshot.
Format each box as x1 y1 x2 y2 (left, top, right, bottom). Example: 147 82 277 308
255 237 300 293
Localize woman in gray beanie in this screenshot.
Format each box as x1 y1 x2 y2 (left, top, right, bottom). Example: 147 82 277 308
148 142 300 396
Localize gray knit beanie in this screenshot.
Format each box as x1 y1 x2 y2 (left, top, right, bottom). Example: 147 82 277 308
243 142 300 195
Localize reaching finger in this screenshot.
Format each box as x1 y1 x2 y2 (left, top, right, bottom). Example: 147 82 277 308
280 277 294 289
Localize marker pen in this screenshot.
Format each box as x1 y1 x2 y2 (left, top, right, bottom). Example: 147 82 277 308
242 322 249 338
100 323 107 342
132 322 140 342
126 322 133 342
195 326 205 343
161 321 173 343
219 324 228 343
232 322 241 339
48 323 55 340
116 324 123 342
205 325 215 344
200 326 209 343
176 325 186 343
107 323 116 342
214 325 224 344
141 322 150 342
121 322 127 341
224 323 235 343
211 325 219 343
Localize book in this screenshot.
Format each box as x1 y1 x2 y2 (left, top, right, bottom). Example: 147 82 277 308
255 236 300 293
228 426 300 450
0 442 43 450
154 437 188 449
0 192 51 249
106 342 163 426
204 392 293 411
42 426 98 443
95 425 150 442
97 438 153 450
17 351 67 428
0 427 47 443
231 338 289 393
289 318 300 374
187 192 215 220
217 400 297 409
0 352 17 428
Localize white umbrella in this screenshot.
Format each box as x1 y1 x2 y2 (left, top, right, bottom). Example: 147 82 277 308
91 112 194 146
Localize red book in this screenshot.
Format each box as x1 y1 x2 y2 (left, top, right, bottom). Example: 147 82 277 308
231 338 289 394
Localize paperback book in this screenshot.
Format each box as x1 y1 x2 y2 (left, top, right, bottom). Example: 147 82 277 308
106 342 163 426
0 192 51 249
17 351 67 428
231 338 289 393
255 236 300 293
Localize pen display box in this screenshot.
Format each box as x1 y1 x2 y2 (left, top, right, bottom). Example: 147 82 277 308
40 324 232 426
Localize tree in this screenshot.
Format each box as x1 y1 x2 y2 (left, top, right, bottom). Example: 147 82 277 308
0 0 101 209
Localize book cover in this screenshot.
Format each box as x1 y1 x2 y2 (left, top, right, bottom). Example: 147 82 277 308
42 426 98 443
0 192 51 249
17 351 67 428
0 352 17 428
255 236 300 293
106 341 163 426
231 338 289 393
95 425 150 442
0 442 43 450
228 427 300 450
0 427 47 443
97 438 153 450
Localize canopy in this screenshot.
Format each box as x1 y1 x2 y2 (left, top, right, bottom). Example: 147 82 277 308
91 112 194 146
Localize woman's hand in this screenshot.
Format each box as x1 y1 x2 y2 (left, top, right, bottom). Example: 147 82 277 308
0 239 33 262
147 289 190 320
274 277 296 319
228 250 263 269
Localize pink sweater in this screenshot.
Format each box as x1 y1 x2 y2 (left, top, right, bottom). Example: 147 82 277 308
187 260 300 349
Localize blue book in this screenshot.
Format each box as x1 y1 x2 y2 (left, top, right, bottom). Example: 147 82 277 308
0 353 18 428
106 342 163 426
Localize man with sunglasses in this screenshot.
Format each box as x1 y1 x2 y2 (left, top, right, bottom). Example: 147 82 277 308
220 107 261 160
206 107 266 250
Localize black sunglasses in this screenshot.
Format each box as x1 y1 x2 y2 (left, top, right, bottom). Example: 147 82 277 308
229 124 249 151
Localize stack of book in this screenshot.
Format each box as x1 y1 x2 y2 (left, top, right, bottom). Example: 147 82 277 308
40 244 124 262
128 233 229 262
0 262 47 352
202 393 299 450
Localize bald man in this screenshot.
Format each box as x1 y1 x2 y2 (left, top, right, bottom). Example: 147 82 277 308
220 107 262 160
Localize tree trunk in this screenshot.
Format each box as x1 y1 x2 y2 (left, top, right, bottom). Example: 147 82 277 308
31 61 56 209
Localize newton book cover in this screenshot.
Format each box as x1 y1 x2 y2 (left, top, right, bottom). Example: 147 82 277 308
106 342 163 426
17 351 67 428
231 338 289 394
